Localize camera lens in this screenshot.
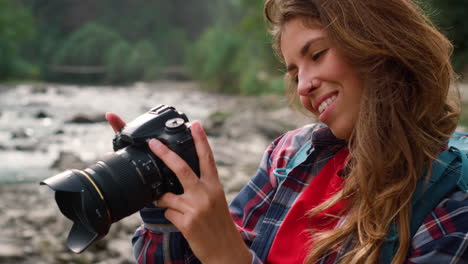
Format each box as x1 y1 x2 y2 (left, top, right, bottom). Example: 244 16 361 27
40 105 199 254
41 145 166 253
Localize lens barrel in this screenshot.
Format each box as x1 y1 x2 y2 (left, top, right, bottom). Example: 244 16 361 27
41 145 164 253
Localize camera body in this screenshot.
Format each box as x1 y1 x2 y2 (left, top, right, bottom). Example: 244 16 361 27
112 104 200 199
40 105 199 253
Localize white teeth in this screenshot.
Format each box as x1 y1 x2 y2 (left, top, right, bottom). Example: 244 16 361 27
318 95 337 114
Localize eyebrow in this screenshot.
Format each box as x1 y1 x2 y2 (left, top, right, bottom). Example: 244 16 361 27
286 37 325 72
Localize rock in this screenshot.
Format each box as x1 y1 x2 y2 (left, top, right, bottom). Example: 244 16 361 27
206 109 301 142
0 82 318 264
0 183 144 264
23 208 58 228
50 151 88 170
224 170 252 194
66 113 107 123
24 101 49 108
31 84 48 94
107 239 133 259
203 111 232 137
0 241 24 260
14 143 38 152
255 119 289 141
35 110 51 119
11 128 32 139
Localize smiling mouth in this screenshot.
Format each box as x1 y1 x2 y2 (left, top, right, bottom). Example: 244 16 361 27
318 95 337 114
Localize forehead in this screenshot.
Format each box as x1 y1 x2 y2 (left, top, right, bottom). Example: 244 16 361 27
280 18 325 57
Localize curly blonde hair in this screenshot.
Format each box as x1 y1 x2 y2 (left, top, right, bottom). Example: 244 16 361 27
264 0 460 263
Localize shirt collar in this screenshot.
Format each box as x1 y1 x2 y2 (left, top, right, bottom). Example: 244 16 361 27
311 126 347 148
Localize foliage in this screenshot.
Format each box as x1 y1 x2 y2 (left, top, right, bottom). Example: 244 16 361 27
0 0 36 79
105 39 164 83
104 40 133 83
13 0 221 83
3 0 468 88
48 23 123 82
52 23 122 67
425 0 468 74
153 28 188 65
186 26 241 93
126 40 164 82
186 0 284 95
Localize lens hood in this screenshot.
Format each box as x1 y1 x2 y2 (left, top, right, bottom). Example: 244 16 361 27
40 170 111 253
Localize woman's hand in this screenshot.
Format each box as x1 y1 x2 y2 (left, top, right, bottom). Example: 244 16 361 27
150 121 252 264
106 113 251 263
105 112 126 132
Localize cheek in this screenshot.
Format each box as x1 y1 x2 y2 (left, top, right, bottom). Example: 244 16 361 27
299 96 317 114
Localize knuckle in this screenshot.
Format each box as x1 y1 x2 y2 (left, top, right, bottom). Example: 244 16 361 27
182 222 195 236
171 194 183 204
155 144 170 155
177 164 193 176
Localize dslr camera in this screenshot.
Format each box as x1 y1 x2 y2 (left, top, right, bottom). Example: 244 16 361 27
41 105 199 253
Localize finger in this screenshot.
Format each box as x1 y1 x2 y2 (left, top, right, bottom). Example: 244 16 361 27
105 112 126 133
190 121 218 182
157 192 189 212
164 208 185 229
148 138 199 189
102 152 114 158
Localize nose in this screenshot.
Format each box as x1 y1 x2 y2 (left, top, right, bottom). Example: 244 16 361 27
297 74 321 96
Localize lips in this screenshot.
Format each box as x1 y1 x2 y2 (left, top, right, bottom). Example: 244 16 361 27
313 92 339 114
318 95 337 114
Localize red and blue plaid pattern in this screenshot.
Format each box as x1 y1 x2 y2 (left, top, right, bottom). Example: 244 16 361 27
132 125 468 263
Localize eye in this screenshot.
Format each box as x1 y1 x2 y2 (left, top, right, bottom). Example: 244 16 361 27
312 49 329 61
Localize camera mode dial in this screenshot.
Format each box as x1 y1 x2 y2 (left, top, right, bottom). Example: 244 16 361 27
165 118 186 133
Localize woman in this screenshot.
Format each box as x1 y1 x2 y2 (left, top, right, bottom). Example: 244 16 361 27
107 0 467 263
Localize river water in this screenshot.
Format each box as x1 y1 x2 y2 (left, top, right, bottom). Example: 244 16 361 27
0 81 233 183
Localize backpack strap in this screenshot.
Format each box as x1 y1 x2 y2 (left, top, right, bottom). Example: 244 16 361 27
381 145 468 264
273 140 313 187
410 146 468 237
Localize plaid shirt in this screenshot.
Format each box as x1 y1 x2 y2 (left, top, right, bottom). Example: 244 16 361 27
132 125 468 263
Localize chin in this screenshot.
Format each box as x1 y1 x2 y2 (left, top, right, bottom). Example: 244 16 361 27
329 126 351 140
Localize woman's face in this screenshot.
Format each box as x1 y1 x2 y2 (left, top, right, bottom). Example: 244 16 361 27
280 17 364 140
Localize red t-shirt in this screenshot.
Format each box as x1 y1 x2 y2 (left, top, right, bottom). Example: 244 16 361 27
266 148 349 263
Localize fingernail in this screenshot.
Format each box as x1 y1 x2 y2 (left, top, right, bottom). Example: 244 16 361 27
192 121 202 132
148 138 160 148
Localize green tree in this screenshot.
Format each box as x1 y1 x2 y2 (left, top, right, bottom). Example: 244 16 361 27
186 26 242 93
126 40 164 81
0 0 36 80
186 0 283 95
52 22 122 66
105 40 133 83
49 22 122 82
426 0 468 74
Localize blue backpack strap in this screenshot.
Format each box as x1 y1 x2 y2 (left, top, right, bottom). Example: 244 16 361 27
273 140 313 187
410 146 468 237
381 132 468 264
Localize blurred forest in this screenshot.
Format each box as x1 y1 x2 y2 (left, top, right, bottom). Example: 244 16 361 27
1 0 468 95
